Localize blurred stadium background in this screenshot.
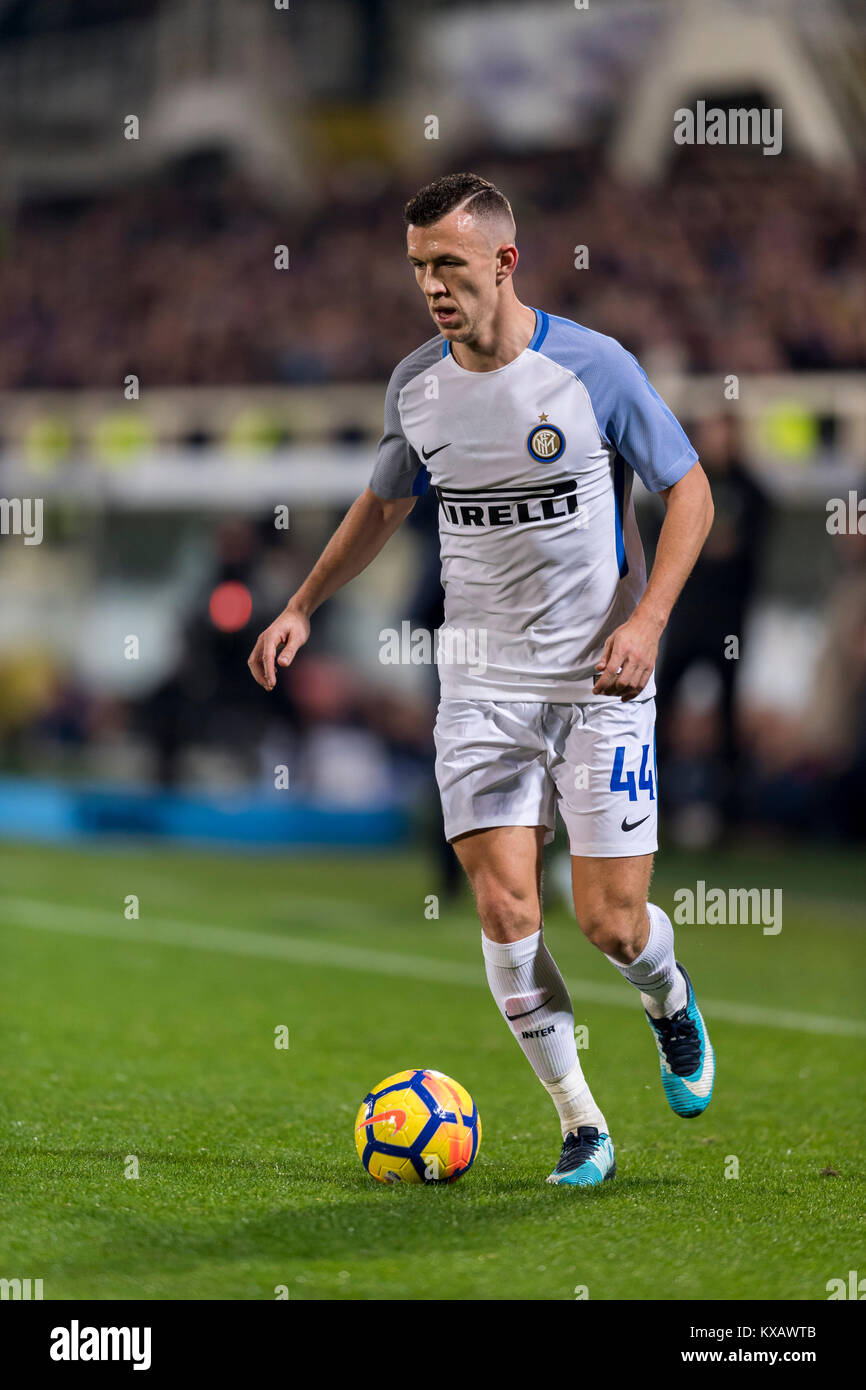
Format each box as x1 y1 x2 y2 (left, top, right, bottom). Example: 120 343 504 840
2 0 866 1308
0 0 864 873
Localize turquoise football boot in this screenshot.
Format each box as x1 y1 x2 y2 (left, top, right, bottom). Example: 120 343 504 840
547 1126 616 1187
645 962 715 1118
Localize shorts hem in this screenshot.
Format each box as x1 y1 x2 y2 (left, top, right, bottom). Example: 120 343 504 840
444 816 556 845
566 839 658 858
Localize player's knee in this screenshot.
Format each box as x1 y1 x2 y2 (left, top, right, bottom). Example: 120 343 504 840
474 881 539 943
578 904 646 962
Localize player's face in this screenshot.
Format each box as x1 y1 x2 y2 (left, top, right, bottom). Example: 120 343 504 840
406 212 503 344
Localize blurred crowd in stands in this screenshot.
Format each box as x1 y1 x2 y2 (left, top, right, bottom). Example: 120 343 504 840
1 147 864 390
1 140 864 858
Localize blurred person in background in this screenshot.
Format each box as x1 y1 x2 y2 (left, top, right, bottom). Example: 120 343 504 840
804 525 866 840
403 487 463 900
143 518 290 786
655 414 772 831
751 523 866 841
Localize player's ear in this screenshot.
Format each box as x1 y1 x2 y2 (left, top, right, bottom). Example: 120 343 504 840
495 243 518 283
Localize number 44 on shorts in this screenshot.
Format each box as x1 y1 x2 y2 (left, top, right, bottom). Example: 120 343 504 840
609 744 655 802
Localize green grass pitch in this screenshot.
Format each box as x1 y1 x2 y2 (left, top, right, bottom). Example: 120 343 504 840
0 839 863 1301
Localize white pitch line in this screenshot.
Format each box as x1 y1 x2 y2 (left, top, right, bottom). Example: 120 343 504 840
1 895 864 1040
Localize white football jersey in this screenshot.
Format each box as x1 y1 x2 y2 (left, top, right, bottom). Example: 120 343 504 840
369 310 697 701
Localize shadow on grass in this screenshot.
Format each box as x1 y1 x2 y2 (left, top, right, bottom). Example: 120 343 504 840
10 1145 691 1196
4 1145 289 1175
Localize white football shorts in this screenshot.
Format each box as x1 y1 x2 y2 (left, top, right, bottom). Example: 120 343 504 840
434 697 658 857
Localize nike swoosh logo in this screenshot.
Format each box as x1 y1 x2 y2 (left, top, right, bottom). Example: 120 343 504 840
504 994 553 1021
621 815 650 832
355 1107 407 1133
679 1040 714 1097
421 443 451 460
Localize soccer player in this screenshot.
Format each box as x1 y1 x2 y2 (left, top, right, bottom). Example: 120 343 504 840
248 173 716 1187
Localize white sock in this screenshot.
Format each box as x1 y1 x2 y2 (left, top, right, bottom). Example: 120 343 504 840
482 927 608 1138
542 1059 608 1140
606 901 686 1018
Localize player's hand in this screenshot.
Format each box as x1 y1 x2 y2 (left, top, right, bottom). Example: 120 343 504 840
248 606 310 690
592 614 661 701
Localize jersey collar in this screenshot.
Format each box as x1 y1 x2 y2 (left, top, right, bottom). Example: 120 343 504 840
441 307 549 365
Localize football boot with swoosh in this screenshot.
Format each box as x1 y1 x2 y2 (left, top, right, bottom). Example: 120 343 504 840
645 963 715 1118
546 1126 616 1187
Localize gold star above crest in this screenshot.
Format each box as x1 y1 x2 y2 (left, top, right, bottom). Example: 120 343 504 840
538 412 549 423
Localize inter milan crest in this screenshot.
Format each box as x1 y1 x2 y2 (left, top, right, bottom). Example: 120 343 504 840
526 412 565 463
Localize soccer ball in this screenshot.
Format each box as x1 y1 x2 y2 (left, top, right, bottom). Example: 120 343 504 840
354 1068 481 1184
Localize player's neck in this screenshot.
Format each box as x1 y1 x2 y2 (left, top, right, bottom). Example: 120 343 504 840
449 299 537 373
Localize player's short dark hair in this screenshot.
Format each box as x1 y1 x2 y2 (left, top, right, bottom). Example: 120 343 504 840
404 173 515 237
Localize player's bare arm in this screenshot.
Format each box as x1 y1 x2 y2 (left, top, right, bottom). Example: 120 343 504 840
593 461 714 701
247 488 415 690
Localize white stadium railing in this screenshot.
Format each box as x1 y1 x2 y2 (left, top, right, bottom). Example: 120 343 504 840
0 375 862 508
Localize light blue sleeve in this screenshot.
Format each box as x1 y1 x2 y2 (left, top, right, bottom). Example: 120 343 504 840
368 337 441 500
542 319 698 492
368 363 426 500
